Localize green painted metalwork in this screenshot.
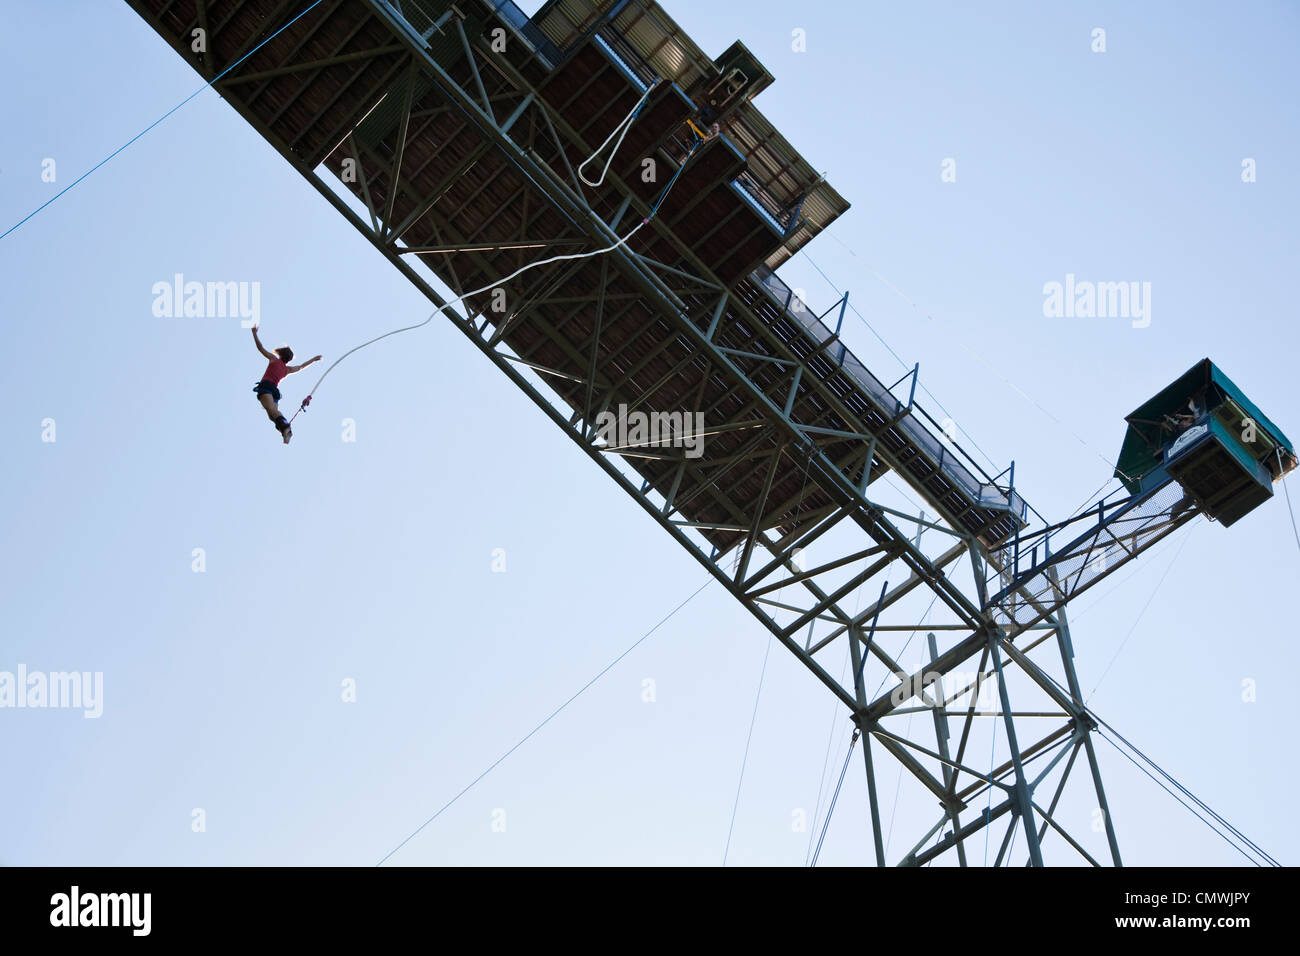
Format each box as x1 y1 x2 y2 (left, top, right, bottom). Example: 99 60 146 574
1116 358 1294 493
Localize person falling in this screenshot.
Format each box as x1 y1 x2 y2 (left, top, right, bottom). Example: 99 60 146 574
251 325 321 444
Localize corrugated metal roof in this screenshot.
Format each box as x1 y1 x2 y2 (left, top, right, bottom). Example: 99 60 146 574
1116 358 1295 491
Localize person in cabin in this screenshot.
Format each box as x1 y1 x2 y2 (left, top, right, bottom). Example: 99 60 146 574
1159 398 1203 458
251 325 320 444
1165 398 1201 433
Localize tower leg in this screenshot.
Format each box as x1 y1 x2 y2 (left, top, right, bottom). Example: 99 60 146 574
859 727 887 866
1047 574 1122 866
928 632 968 866
848 622 886 865
988 633 1045 866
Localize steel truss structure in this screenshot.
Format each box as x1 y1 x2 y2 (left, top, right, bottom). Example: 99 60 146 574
126 0 1217 865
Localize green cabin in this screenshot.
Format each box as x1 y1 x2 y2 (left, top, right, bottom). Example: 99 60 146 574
1115 359 1296 526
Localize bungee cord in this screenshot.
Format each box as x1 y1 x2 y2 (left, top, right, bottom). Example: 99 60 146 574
288 220 650 425
578 82 658 188
292 90 710 429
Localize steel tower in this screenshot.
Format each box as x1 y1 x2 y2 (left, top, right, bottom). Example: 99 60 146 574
124 0 1296 865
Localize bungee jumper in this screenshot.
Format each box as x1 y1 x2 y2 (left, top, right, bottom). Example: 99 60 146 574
250 325 320 444
240 76 697 444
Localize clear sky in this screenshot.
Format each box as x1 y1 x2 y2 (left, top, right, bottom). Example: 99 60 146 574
1 0 1296 866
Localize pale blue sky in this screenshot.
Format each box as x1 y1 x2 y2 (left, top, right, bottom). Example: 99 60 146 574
1 0 1296 866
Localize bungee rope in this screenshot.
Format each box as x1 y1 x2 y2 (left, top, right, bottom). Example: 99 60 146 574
290 105 711 428
288 222 650 424
578 81 658 188
287 310 442 424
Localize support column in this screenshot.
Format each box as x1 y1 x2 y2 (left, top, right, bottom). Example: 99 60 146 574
988 632 1045 866
847 622 886 865
1048 569 1122 866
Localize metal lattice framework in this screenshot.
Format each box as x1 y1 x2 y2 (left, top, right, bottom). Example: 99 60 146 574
124 0 1220 865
